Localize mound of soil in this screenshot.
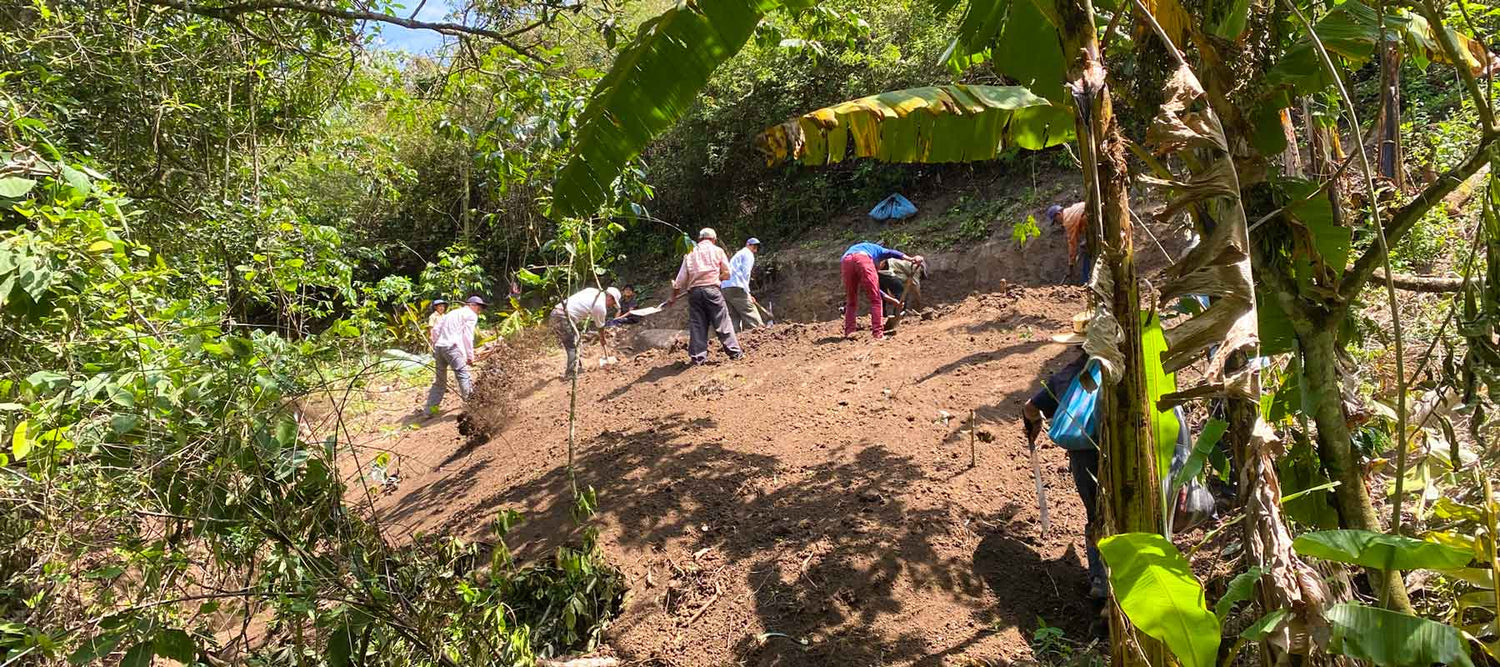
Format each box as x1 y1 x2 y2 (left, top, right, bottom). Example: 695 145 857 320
350 286 1100 666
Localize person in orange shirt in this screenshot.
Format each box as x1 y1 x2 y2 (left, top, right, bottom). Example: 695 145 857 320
1046 202 1091 285
667 228 744 365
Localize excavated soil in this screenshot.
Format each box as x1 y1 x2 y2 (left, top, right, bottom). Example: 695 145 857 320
349 285 1102 666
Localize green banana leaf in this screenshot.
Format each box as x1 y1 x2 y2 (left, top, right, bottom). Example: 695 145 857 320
1326 602 1475 667
1098 533 1221 667
989 0 1066 104
758 84 1073 167
1143 311 1182 491
1293 529 1473 570
552 0 788 219
940 0 1006 73
941 0 1067 103
1171 419 1227 495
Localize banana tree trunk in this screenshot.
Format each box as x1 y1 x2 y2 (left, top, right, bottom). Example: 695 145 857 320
1297 318 1415 612
1053 2 1166 664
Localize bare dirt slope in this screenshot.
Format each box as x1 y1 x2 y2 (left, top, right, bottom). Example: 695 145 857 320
355 285 1100 666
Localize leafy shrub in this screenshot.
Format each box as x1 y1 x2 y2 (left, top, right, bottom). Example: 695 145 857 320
420 243 491 301
0 148 623 666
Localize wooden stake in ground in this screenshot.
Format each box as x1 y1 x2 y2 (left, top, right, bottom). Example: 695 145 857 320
969 409 977 468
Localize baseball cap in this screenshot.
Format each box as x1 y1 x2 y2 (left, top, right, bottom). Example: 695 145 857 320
746 237 761 246
465 296 488 307
1045 204 1063 220
698 227 717 240
432 299 447 306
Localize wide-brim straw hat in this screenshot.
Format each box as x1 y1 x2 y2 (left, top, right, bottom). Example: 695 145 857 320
1051 311 1090 345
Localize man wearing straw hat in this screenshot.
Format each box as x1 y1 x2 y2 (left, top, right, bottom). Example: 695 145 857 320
1021 312 1104 597
1022 312 1211 602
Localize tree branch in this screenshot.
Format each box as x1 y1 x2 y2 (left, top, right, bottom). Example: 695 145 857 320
1369 269 1481 293
1339 131 1498 303
138 0 547 63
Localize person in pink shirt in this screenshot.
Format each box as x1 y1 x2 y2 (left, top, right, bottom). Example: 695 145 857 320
667 228 744 364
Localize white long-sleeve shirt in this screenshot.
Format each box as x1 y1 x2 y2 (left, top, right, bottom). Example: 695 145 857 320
721 247 755 292
431 307 477 361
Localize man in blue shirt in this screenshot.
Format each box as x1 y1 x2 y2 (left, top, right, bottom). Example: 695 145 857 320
841 242 922 339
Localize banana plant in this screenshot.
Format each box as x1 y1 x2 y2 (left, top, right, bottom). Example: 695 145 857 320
755 84 1073 166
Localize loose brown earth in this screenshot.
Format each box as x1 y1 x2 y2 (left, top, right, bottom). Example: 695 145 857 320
350 285 1103 666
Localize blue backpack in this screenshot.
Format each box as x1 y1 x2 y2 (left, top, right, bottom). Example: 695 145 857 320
1048 359 1102 451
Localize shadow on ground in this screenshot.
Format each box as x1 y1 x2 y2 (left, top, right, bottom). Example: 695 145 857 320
393 410 1090 665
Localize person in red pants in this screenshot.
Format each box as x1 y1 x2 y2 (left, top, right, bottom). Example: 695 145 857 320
840 242 923 339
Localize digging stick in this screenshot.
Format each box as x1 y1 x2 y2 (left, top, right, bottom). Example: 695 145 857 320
1025 426 1051 534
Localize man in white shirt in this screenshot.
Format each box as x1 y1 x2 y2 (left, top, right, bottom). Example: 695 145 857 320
549 286 621 377
424 296 486 413
667 228 743 364
720 238 764 332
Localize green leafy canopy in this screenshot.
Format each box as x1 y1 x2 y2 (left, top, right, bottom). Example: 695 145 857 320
553 0 796 219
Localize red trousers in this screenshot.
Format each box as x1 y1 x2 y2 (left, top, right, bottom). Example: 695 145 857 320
842 253 883 338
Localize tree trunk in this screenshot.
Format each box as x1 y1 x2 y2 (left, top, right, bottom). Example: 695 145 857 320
1378 42 1404 189
1298 321 1415 612
1052 1 1165 664
1281 108 1304 178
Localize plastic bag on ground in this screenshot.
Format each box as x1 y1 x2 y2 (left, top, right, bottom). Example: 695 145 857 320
869 194 917 221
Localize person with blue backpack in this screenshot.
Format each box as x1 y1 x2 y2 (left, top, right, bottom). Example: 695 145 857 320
1021 312 1211 603
1021 315 1106 598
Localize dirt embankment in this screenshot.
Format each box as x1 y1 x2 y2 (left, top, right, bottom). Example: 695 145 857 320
347 284 1112 666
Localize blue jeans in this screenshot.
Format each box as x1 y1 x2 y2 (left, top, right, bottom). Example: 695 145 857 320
1075 248 1094 286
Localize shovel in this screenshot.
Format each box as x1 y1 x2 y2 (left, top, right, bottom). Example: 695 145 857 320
626 301 668 318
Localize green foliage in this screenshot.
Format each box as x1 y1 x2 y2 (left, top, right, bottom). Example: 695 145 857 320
942 0 1067 104
1141 313 1181 501
1097 533 1220 667
1326 603 1475 667
1170 419 1227 495
1293 529 1474 570
1214 567 1265 622
553 0 789 219
1390 206 1459 272
0 145 623 664
1011 214 1042 247
419 244 491 300
615 0 962 264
